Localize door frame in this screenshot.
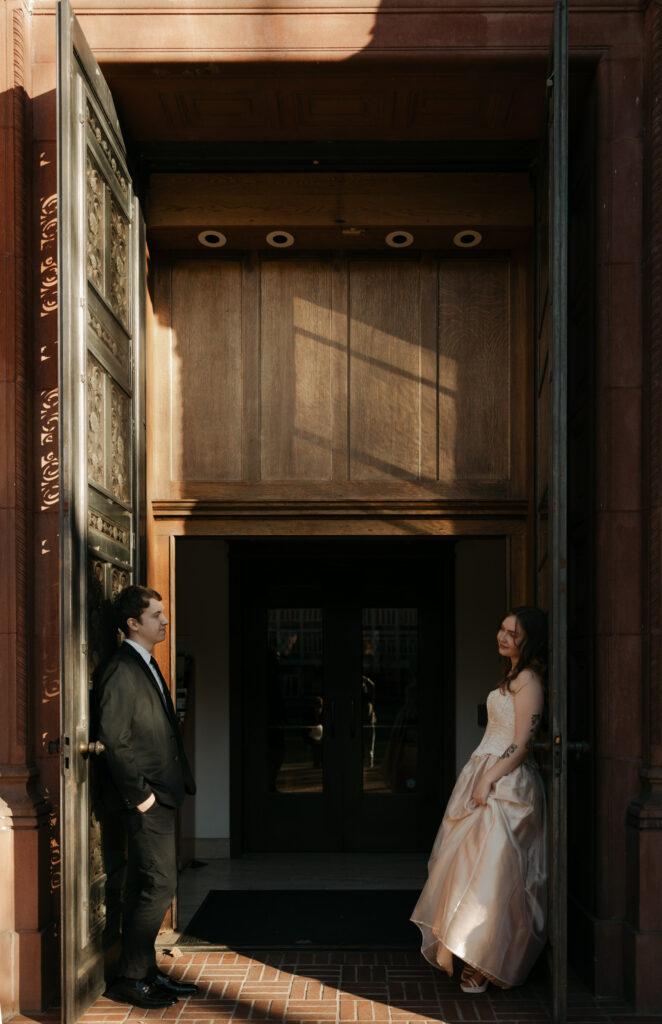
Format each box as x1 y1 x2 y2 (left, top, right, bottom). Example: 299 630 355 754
55 4 570 1014
155 519 530 865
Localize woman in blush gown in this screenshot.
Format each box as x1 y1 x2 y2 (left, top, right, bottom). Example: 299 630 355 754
411 606 548 994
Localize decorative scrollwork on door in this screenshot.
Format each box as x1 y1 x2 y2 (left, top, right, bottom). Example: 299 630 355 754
109 198 129 326
87 354 105 489
110 381 130 503
86 101 128 198
86 157 104 293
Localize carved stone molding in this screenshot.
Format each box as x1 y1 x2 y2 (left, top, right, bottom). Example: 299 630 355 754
0 765 50 826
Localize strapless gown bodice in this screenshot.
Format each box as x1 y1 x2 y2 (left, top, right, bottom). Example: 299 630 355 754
472 688 515 757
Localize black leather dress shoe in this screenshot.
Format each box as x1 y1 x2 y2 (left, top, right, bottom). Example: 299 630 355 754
153 970 200 995
105 977 178 1008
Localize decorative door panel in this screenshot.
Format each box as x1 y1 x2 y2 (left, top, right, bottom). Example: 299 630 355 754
58 0 146 1020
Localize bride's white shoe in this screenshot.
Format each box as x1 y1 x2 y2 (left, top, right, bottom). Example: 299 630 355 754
460 967 489 994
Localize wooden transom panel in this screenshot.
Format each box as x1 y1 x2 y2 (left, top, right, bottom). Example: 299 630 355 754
103 64 547 144
150 254 526 500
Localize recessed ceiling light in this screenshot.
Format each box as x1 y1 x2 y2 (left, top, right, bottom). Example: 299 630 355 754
453 229 483 248
386 230 414 248
198 230 227 248
266 230 295 248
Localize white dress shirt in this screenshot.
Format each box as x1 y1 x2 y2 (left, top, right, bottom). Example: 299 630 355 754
125 638 166 701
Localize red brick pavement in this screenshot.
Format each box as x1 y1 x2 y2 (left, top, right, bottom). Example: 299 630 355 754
11 950 662 1024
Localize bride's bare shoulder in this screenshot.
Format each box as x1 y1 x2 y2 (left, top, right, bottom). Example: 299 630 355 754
510 668 543 695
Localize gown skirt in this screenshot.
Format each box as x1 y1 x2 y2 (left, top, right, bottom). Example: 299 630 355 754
410 752 547 989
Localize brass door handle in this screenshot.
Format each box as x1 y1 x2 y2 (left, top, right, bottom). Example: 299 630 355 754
79 741 105 755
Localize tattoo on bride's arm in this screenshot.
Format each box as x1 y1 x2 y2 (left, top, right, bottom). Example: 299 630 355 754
526 713 542 750
499 743 518 760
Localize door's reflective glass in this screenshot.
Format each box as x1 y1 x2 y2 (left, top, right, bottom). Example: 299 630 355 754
267 608 323 793
362 608 418 794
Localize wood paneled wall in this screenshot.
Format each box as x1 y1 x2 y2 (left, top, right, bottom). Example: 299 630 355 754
150 253 527 499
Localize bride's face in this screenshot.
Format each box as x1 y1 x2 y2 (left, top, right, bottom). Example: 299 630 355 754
497 614 525 663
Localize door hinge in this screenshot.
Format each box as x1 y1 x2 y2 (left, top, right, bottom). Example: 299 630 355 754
60 734 71 773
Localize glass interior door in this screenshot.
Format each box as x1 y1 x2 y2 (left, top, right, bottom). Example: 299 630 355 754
266 608 324 795
240 546 453 853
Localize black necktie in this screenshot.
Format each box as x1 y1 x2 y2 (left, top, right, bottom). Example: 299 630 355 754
150 656 174 715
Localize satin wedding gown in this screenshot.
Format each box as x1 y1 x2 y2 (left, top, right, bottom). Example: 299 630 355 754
411 687 547 988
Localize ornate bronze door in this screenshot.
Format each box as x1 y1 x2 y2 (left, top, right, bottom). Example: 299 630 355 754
534 3 569 1022
57 0 146 1019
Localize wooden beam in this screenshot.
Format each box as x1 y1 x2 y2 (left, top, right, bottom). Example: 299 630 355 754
148 172 533 229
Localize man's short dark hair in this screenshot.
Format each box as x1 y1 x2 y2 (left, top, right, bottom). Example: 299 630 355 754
114 585 162 636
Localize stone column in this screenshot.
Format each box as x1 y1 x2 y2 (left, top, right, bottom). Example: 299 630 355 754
0 0 58 1013
625 0 662 1011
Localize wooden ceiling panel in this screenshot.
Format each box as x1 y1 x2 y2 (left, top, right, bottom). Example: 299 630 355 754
102 63 547 143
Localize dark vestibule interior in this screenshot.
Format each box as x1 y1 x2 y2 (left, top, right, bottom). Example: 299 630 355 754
98 50 596 971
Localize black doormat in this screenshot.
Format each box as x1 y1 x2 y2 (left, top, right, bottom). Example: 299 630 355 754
178 889 421 950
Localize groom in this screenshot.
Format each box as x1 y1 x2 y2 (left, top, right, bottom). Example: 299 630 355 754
96 585 197 1008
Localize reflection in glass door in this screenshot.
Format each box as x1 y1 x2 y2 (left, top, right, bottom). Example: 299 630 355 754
362 609 418 795
267 608 324 794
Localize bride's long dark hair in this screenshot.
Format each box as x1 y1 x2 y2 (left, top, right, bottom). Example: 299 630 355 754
499 606 548 692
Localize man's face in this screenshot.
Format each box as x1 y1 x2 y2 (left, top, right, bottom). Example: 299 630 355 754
127 598 168 650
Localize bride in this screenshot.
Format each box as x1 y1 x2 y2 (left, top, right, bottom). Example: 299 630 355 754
410 606 548 993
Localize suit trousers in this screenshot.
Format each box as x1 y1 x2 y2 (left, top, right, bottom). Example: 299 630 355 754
119 802 177 981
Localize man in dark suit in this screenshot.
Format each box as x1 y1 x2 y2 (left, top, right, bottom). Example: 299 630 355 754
96 585 198 1008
